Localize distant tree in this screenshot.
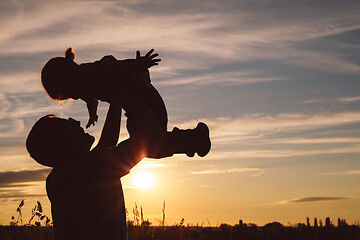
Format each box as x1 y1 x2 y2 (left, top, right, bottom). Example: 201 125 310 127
297 223 306 228
247 223 258 228
338 218 348 227
239 219 243 227
264 222 283 229
325 217 332 227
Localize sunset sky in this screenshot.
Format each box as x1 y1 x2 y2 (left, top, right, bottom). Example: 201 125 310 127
1 0 360 226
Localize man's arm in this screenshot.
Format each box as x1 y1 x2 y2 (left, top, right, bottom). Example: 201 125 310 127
90 93 163 178
93 102 122 150
96 103 164 178
110 103 164 172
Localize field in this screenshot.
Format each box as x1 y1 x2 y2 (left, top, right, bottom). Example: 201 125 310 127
2 201 359 239
1 221 360 240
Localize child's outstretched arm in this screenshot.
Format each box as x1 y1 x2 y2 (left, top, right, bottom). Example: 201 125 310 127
83 98 99 128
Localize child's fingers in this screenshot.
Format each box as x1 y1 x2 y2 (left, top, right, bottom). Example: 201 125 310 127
147 62 159 68
149 53 159 59
86 117 97 128
136 50 140 59
145 49 154 57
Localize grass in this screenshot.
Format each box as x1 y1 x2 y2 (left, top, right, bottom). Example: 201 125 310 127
1 200 359 240
1 222 360 240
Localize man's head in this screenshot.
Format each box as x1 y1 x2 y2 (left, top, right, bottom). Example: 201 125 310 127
26 115 95 167
41 47 78 101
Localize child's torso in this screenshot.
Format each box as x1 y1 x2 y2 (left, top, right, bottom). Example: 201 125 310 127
77 57 149 102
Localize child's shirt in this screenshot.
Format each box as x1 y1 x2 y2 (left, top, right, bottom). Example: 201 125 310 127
77 56 151 103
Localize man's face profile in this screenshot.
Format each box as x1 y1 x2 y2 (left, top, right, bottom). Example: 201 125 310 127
26 115 95 167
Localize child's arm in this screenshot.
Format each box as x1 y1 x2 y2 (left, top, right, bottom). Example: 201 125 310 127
83 98 99 128
136 49 161 69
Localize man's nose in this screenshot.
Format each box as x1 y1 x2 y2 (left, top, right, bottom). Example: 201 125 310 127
68 118 81 126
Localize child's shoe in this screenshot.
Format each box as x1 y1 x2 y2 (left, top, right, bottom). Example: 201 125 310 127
173 123 211 157
182 122 211 157
194 122 211 157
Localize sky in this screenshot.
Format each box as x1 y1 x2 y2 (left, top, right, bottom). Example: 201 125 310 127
0 0 360 226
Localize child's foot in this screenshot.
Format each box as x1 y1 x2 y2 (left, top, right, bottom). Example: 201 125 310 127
186 122 211 157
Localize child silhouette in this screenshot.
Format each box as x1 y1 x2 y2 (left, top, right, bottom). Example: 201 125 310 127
42 48 164 128
41 47 211 157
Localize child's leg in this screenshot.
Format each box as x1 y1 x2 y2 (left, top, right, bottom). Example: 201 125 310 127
147 122 211 159
134 70 168 131
142 83 168 131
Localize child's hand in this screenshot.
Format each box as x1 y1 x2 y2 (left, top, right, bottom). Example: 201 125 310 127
136 49 161 68
84 98 99 128
86 114 98 128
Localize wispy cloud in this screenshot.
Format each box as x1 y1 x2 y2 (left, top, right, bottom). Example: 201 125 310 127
268 138 360 145
156 70 286 87
1 0 359 80
169 112 360 161
201 145 360 161
316 170 360 176
0 168 50 188
0 190 46 201
192 167 263 176
303 96 360 104
291 197 349 203
176 112 360 143
274 196 350 205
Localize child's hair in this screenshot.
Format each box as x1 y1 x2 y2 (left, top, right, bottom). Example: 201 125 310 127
41 47 78 100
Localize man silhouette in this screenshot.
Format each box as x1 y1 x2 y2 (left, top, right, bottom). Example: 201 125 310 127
26 102 210 240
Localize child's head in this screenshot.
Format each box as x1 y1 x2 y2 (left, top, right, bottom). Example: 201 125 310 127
41 47 78 100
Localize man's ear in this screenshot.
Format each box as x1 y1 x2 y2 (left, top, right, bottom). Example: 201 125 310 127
65 47 75 61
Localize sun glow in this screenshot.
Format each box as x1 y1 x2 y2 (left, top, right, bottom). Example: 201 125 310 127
133 170 154 188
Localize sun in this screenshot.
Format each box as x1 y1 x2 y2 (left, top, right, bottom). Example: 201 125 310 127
133 170 154 188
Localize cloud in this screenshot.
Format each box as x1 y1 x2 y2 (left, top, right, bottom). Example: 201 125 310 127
291 197 349 203
1 0 359 79
303 96 360 104
273 196 350 205
0 191 46 200
168 112 360 161
316 170 360 176
0 168 51 188
177 112 360 143
156 70 286 87
192 167 263 176
267 138 360 145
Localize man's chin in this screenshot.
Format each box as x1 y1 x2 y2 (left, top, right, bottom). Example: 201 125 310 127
86 134 95 148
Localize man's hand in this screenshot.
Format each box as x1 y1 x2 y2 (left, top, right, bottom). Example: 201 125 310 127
136 49 161 68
